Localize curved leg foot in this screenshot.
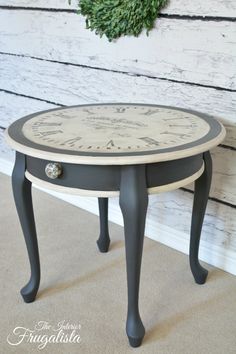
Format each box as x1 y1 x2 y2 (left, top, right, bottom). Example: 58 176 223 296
12 152 40 302
21 280 39 303
119 165 148 348
190 152 212 284
128 337 143 348
127 313 145 348
192 266 208 285
97 198 110 253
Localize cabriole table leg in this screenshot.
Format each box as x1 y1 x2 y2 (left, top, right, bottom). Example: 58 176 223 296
12 152 40 303
119 165 148 347
190 151 212 284
97 197 110 253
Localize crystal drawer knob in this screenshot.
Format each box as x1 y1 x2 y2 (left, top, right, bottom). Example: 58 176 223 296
45 162 62 179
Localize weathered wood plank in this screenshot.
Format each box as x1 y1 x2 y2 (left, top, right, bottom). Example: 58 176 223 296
109 188 236 253
0 88 235 205
0 91 57 128
0 0 72 9
185 147 236 205
0 11 235 90
147 190 236 251
0 128 14 161
1 0 236 17
0 53 235 147
222 121 236 148
165 0 236 17
0 91 57 160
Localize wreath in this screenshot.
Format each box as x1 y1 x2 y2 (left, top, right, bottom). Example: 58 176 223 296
70 0 168 41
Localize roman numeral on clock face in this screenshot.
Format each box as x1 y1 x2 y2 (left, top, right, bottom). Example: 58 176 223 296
37 130 63 137
83 109 95 115
144 109 160 116
161 131 191 138
139 137 159 146
116 108 126 113
168 124 192 128
60 137 82 146
34 122 62 127
106 140 115 148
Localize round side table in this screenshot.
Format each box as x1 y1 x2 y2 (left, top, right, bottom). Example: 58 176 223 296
5 104 226 347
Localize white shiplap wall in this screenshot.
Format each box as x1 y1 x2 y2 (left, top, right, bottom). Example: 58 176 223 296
0 0 235 275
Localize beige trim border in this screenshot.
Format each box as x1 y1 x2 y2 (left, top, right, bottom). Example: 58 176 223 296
25 162 204 197
5 124 225 165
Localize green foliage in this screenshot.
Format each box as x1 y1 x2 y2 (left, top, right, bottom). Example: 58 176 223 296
73 0 168 41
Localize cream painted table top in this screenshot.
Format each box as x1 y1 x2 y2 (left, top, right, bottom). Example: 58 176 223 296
5 103 226 166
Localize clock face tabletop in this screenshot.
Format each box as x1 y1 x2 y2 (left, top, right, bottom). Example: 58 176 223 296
5 103 226 165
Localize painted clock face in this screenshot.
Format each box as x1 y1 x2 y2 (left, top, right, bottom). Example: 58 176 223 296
21 104 211 154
